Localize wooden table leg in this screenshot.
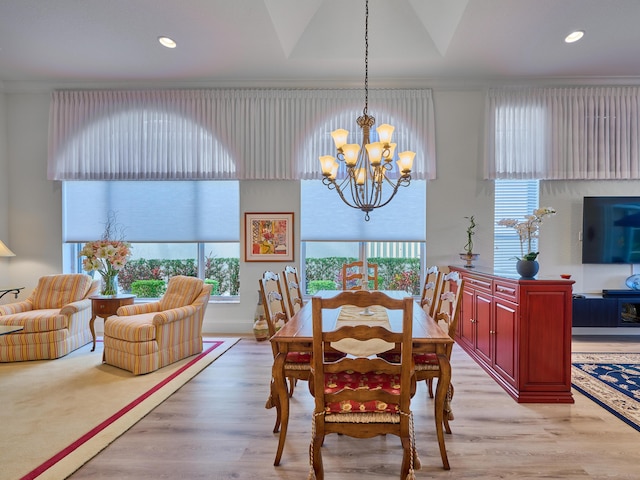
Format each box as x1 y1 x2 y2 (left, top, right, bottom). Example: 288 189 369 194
434 349 451 470
89 314 97 352
271 352 289 466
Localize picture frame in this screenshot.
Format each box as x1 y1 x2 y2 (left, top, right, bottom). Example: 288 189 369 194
244 212 294 262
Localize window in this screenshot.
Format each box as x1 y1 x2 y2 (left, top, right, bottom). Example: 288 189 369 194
494 179 540 273
300 179 427 296
63 181 240 299
302 241 424 295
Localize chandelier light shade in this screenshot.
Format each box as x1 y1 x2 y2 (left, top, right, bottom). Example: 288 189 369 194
319 0 415 221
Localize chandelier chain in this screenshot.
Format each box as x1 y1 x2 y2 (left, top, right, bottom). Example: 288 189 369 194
318 0 414 221
363 0 369 116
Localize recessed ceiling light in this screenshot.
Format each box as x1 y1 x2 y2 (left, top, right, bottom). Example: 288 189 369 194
158 36 177 49
565 30 584 43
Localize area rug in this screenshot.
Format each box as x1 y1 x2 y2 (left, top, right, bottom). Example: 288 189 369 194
571 352 640 433
0 337 240 480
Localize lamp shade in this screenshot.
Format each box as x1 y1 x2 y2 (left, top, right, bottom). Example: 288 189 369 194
376 123 394 144
0 240 15 257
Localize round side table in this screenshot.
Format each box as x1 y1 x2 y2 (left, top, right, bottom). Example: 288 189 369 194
89 294 135 352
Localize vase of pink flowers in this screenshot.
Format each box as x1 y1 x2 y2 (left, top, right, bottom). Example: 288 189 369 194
79 214 132 296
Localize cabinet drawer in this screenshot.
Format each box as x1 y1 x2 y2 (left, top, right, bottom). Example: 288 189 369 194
493 280 518 303
464 275 492 293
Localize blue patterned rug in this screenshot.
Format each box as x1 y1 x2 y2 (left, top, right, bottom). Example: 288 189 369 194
572 353 640 432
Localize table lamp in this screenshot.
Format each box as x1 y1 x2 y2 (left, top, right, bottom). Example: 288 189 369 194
0 240 16 257
0 240 15 257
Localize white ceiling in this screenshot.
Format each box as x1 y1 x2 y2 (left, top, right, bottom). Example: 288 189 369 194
1 0 640 87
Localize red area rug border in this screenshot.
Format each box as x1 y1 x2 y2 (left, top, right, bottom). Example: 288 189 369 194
20 340 224 480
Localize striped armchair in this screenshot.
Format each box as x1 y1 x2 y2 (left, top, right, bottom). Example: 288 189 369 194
103 275 212 375
0 274 99 362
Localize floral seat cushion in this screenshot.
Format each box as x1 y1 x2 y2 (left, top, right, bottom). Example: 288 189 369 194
323 370 400 414
285 351 345 364
285 351 311 363
378 351 439 367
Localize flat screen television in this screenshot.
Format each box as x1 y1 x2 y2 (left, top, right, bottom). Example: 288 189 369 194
582 196 640 264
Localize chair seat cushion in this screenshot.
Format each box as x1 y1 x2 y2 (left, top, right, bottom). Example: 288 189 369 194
0 310 66 332
104 313 156 342
285 351 311 363
414 352 439 365
324 370 400 414
378 352 439 366
285 351 345 364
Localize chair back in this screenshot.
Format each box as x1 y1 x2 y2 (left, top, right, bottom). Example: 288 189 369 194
282 265 304 318
30 274 94 309
309 290 416 477
311 290 414 418
420 265 442 317
432 271 464 350
341 261 379 290
258 271 289 356
159 275 205 310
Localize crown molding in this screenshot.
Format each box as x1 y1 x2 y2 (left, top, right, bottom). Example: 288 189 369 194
4 75 640 94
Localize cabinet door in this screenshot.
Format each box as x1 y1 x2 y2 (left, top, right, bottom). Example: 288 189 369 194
474 291 493 364
493 298 518 386
458 287 476 349
572 297 617 327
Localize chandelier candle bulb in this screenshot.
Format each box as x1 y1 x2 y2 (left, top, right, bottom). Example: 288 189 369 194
331 129 349 149
385 142 397 161
397 151 416 173
376 123 394 143
329 163 338 180
342 144 360 166
365 142 384 166
320 155 337 175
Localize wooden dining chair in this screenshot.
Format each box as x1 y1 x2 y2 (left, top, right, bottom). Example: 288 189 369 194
282 265 304 318
259 271 312 465
308 290 419 480
420 265 443 318
415 271 464 434
341 260 379 290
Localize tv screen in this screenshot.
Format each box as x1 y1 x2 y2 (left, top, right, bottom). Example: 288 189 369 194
582 196 640 264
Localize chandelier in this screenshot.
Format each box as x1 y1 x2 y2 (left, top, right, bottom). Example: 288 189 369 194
319 0 415 221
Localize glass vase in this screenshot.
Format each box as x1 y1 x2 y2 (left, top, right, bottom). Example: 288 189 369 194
101 274 118 296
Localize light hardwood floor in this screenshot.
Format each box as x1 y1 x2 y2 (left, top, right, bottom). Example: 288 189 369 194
69 335 640 480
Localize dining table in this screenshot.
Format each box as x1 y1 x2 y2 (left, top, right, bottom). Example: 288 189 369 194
268 290 454 470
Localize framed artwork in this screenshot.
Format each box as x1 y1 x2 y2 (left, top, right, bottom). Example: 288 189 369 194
244 212 294 262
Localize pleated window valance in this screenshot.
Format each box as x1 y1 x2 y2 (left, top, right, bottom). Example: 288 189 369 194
48 88 435 181
486 86 640 180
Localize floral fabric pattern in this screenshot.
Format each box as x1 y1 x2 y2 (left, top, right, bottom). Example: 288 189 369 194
323 370 400 414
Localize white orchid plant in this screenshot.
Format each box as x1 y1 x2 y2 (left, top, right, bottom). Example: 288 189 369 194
497 207 556 261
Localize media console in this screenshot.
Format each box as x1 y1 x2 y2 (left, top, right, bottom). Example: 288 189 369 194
602 289 640 297
573 292 640 327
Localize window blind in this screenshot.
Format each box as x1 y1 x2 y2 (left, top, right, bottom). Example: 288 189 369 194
300 180 426 242
493 179 539 273
63 181 239 243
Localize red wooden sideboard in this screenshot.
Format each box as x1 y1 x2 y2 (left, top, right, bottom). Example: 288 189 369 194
450 266 575 404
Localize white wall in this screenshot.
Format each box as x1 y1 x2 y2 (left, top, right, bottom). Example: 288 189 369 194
0 90 9 284
426 89 494 270
3 87 640 328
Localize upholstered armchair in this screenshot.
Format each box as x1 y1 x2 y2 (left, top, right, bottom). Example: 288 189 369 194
103 275 212 375
0 273 99 362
